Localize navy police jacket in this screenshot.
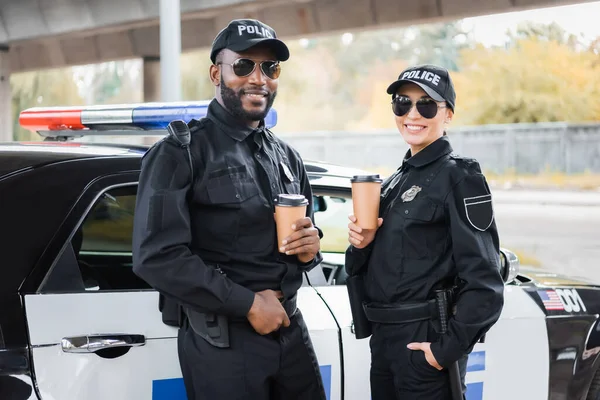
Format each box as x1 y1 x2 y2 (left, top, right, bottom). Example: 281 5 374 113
132 99 322 319
345 135 504 368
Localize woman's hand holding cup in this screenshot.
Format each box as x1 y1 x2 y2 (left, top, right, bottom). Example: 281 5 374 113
348 214 383 249
348 174 383 249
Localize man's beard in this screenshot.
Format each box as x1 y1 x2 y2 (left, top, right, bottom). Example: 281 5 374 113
220 76 276 122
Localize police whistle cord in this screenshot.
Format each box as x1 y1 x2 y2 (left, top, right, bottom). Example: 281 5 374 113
435 289 463 400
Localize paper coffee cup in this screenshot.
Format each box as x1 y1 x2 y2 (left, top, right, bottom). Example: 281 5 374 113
274 194 308 251
351 175 383 229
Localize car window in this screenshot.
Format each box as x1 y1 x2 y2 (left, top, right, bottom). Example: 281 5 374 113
81 191 136 253
313 193 353 285
39 185 148 293
39 187 353 294
314 194 353 254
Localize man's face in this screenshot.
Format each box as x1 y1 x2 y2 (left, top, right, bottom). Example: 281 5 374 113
213 46 279 123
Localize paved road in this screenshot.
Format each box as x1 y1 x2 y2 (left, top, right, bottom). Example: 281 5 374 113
493 190 600 284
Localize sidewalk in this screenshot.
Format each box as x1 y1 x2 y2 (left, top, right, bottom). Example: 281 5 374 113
491 189 600 207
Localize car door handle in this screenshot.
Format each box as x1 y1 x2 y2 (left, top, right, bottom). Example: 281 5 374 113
61 334 146 353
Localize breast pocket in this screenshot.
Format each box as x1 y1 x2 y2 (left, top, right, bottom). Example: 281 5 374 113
401 199 440 260
206 166 259 206
195 166 260 252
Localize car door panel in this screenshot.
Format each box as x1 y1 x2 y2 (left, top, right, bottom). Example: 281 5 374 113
25 291 181 400
25 287 342 400
297 287 342 400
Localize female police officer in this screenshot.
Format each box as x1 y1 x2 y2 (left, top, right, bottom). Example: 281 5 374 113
345 64 504 400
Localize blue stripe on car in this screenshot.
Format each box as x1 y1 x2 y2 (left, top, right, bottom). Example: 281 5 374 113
466 351 485 372
320 365 332 400
466 382 484 400
152 365 332 400
152 378 186 400
466 350 485 400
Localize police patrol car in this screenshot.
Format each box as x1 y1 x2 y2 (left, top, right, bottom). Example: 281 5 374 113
1 102 600 400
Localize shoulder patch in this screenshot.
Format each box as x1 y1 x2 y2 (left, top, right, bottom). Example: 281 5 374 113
464 194 494 231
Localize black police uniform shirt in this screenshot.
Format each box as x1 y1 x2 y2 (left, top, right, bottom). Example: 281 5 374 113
345 135 504 369
132 99 323 319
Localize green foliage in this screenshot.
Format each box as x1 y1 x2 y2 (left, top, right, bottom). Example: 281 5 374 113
11 68 84 141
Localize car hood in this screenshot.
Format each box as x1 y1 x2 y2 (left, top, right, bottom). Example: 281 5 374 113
518 267 600 288
321 253 600 289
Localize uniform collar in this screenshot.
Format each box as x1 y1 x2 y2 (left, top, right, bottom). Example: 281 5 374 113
402 135 453 169
207 98 266 141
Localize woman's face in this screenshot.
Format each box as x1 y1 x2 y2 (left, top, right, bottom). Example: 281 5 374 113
393 83 453 155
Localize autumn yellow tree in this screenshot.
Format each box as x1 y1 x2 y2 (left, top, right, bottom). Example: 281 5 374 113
453 33 600 125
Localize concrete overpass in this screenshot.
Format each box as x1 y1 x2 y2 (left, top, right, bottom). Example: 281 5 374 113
0 0 596 140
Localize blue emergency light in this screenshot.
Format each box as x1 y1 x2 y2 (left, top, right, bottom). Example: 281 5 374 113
19 101 278 140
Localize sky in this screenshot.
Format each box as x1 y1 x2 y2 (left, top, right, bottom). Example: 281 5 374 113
462 1 600 46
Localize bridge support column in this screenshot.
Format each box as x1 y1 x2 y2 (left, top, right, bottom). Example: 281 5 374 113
159 0 181 102
0 46 11 142
143 56 161 102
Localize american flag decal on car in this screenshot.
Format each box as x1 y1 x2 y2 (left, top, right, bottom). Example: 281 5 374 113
538 289 564 311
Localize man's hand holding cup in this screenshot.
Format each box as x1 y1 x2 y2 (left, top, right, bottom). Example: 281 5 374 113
274 194 319 263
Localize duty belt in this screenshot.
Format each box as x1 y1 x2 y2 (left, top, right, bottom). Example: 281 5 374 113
363 298 438 324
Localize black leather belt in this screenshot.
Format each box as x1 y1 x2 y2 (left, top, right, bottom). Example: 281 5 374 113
363 299 437 324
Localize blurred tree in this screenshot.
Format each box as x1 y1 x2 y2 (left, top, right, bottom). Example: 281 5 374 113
181 50 216 101
409 22 473 71
10 20 600 140
353 59 409 131
508 21 578 48
73 60 143 105
453 35 600 125
274 22 472 132
11 68 84 141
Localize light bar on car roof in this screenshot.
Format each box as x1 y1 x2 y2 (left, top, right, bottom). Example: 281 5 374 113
18 101 278 139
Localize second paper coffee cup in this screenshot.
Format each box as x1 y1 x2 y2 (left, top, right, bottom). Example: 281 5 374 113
351 174 383 229
274 194 308 251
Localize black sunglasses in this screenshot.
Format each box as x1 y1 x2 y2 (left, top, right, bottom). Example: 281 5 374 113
391 95 446 119
217 58 281 80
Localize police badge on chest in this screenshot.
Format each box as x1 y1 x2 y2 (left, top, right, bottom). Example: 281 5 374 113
401 185 422 202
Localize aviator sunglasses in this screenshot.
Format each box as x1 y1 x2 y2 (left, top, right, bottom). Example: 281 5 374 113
217 58 281 80
392 95 446 119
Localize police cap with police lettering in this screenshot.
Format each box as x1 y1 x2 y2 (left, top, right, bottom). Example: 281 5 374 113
210 19 290 63
386 64 456 111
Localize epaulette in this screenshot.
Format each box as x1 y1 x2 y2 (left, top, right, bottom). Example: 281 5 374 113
449 153 481 172
141 118 207 162
141 136 168 162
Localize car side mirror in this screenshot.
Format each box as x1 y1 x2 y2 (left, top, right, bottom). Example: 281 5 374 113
499 248 519 284
313 196 328 213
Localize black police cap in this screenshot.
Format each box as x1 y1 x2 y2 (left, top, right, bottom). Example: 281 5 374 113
210 19 290 63
387 64 456 111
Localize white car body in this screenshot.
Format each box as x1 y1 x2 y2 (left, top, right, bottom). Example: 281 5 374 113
23 255 548 400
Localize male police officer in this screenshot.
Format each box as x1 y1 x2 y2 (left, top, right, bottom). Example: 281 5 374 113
132 19 327 400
